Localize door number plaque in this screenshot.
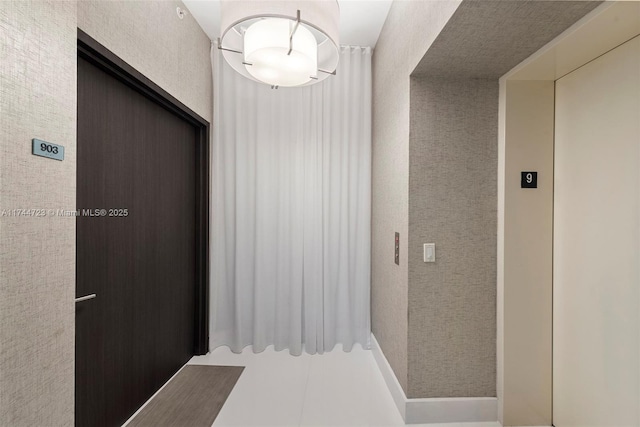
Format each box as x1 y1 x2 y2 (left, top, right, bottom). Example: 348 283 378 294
32 138 64 161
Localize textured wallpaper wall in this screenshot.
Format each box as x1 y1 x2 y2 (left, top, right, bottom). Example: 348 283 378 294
78 1 212 123
0 2 77 425
408 78 498 398
371 0 461 394
0 2 211 424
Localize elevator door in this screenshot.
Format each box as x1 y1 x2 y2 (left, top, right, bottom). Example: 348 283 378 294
553 36 640 426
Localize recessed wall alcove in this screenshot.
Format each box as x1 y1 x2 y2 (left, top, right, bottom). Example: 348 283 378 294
404 1 602 424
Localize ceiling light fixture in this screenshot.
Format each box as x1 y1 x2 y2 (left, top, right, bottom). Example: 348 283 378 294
218 0 340 87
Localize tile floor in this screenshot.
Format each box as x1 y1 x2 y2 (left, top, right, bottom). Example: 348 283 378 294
188 345 501 427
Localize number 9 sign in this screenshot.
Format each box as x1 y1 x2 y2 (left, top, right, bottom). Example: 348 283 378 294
521 171 538 188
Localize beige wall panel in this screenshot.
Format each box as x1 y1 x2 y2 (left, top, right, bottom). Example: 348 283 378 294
501 80 554 426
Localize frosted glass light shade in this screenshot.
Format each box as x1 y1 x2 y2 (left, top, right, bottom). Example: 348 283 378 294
219 0 340 87
244 18 318 87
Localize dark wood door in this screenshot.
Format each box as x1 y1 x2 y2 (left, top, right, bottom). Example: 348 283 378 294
76 56 197 427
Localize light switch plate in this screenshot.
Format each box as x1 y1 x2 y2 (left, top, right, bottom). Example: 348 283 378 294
423 243 435 263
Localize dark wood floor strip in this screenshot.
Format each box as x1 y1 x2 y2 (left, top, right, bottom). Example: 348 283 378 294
127 365 244 427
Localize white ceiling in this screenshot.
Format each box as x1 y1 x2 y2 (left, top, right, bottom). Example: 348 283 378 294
182 0 393 48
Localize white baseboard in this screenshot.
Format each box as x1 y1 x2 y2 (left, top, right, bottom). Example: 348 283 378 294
405 396 498 424
370 333 407 420
370 333 498 424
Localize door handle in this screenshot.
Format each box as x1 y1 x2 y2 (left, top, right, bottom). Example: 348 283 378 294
75 294 97 303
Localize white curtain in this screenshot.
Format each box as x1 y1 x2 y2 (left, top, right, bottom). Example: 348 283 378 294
210 44 372 355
